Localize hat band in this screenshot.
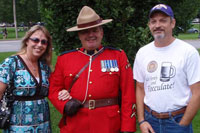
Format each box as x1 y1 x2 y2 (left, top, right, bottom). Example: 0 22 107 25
78 18 102 28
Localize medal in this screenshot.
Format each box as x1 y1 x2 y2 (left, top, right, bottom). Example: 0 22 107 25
105 60 110 72
115 67 119 72
101 60 106 72
102 68 106 72
114 60 119 72
110 60 115 72
110 67 115 72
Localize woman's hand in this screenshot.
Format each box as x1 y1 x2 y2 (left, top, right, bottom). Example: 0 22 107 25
58 90 72 101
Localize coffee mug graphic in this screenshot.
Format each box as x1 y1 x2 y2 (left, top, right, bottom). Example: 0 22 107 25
160 62 176 82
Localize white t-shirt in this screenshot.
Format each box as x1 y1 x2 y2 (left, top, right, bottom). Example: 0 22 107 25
133 39 200 113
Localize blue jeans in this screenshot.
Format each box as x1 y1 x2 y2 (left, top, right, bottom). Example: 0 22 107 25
144 109 193 133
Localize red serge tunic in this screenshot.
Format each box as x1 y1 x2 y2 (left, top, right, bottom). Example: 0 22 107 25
49 46 136 133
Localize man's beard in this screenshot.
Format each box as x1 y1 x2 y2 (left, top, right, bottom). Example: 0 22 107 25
153 33 165 40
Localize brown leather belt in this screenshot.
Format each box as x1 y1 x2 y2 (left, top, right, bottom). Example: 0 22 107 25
144 104 186 119
83 98 118 110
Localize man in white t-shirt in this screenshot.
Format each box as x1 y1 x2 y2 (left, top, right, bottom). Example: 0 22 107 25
133 4 200 133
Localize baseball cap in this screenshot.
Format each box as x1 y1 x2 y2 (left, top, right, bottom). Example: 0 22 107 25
149 4 174 18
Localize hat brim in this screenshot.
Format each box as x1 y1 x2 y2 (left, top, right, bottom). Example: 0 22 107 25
149 10 172 18
67 19 113 32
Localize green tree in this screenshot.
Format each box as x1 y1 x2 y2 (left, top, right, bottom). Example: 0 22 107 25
40 0 153 63
0 0 41 26
0 0 13 23
16 0 41 26
197 9 200 18
40 0 200 64
165 0 200 32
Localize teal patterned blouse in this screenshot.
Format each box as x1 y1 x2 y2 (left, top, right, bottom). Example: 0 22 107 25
0 55 52 133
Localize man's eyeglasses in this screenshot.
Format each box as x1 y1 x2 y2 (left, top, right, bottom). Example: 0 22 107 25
29 38 48 45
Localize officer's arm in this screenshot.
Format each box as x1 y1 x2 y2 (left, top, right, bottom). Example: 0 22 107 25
48 56 68 114
119 50 136 132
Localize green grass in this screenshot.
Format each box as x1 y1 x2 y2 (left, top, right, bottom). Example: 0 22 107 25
0 27 26 40
1 24 200 41
177 23 200 40
0 52 200 132
177 33 199 40
193 23 200 29
0 52 16 60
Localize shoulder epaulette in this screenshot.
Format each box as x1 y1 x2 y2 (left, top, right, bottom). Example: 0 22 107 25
60 49 78 56
104 46 122 52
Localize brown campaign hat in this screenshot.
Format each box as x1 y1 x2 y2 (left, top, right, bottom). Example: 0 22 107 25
67 6 112 32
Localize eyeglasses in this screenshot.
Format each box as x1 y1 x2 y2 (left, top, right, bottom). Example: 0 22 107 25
29 37 48 45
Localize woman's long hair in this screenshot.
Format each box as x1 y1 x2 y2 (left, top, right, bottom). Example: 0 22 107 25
17 25 52 66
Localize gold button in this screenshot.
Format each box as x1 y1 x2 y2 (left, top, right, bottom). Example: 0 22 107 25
89 81 92 84
88 94 92 97
90 69 93 72
69 74 73 76
109 72 112 75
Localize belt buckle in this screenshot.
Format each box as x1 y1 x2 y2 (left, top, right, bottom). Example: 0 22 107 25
89 100 95 110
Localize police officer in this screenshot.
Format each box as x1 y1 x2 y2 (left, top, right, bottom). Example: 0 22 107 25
49 6 136 133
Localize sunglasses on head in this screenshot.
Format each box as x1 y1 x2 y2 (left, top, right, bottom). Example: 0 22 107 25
29 37 48 45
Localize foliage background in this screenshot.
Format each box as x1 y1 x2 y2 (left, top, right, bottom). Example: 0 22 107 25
39 0 200 64
0 0 199 63
40 0 153 64
0 0 41 25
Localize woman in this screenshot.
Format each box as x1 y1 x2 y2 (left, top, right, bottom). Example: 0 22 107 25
0 25 52 132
